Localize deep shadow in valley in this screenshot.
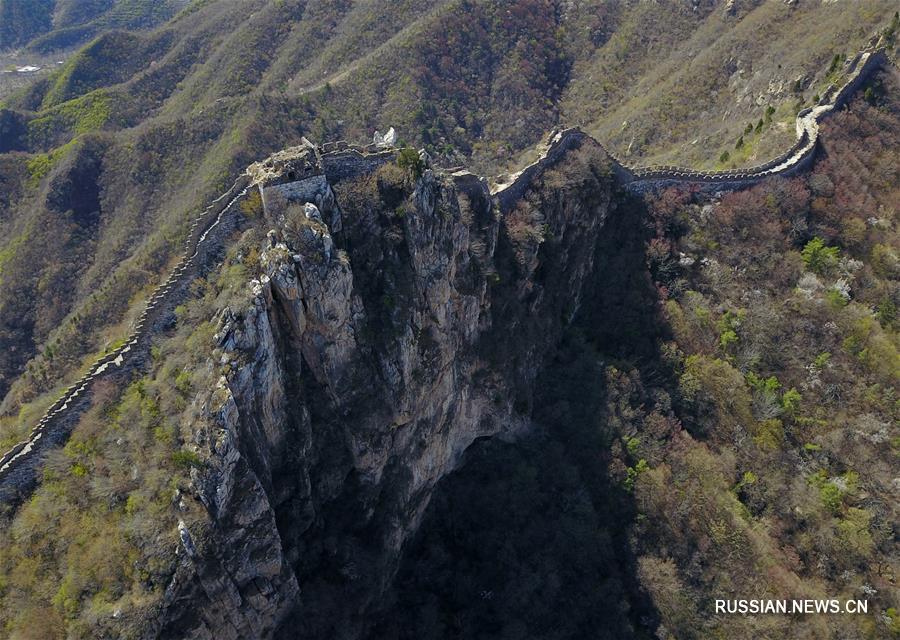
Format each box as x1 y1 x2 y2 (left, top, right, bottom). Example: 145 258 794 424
364 190 666 640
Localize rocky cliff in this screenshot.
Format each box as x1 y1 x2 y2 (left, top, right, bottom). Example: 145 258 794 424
0 46 889 637
2 44 889 509
156 137 623 639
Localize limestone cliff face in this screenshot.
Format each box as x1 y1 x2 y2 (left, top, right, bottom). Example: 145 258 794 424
159 140 619 639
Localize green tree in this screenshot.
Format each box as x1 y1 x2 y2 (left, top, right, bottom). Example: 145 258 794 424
396 148 425 181
801 237 840 275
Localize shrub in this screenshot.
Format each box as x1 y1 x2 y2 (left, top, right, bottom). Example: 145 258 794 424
801 237 840 275
623 459 649 491
884 11 900 44
171 449 202 469
870 244 898 278
719 329 738 351
836 508 874 558
239 190 263 218
828 53 842 75
396 147 425 181
754 418 784 451
876 297 896 330
679 355 753 431
781 388 801 414
820 482 842 514
825 287 848 308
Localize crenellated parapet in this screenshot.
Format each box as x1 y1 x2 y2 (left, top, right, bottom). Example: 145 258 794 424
251 139 395 217
0 176 254 505
0 139 402 506
0 46 890 509
490 48 887 202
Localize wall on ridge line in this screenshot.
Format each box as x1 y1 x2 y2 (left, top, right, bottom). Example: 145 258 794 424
493 129 599 213
322 149 395 183
261 175 328 213
0 178 253 507
1 47 890 507
0 142 404 508
832 50 887 110
492 49 887 199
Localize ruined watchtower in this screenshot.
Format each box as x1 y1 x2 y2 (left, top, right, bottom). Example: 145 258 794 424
248 138 330 215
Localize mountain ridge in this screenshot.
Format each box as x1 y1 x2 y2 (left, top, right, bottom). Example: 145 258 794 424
0 44 890 508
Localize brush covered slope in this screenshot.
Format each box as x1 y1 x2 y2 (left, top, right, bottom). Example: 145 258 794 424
0 1 897 453
370 69 900 640
0 69 896 637
0 134 631 637
0 3 897 640
0 0 186 52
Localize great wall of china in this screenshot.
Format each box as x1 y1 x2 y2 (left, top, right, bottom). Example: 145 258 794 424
494 47 888 207
0 46 890 507
0 175 252 503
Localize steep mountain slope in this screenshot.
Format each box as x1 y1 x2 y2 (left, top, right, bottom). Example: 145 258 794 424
562 1 898 168
370 70 900 640
0 65 895 637
0 1 895 444
0 125 632 638
0 0 186 52
0 4 896 638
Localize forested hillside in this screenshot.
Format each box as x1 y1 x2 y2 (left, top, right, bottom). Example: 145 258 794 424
0 2 897 638
0 1 895 453
373 70 900 640
0 0 185 52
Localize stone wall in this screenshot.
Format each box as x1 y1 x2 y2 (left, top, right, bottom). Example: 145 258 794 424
493 129 595 212
490 48 887 202
0 46 888 508
321 148 395 182
0 140 395 506
0 175 252 505
260 175 328 214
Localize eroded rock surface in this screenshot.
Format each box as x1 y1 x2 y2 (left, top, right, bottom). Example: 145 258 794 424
160 138 621 639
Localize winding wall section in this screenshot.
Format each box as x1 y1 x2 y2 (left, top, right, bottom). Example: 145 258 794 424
494 48 887 206
0 177 254 504
0 146 399 507
0 47 889 507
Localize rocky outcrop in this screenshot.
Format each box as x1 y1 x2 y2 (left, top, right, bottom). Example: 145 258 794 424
0 41 889 639
158 137 619 639
149 48 889 630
